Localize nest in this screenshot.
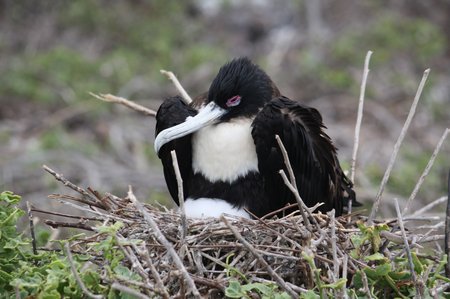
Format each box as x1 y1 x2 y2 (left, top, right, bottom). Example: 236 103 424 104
28 165 448 298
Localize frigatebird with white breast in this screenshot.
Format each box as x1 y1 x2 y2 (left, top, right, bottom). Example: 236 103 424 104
154 57 355 219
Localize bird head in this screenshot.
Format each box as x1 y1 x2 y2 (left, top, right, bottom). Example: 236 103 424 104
154 57 274 153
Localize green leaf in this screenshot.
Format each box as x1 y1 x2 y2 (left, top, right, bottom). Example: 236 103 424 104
411 252 424 274
323 278 347 289
225 280 245 298
241 282 272 295
364 252 387 262
374 263 392 276
300 290 320 299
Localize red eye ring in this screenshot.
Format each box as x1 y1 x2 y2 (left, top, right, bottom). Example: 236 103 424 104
226 95 241 107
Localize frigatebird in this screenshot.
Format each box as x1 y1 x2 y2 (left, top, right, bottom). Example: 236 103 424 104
154 57 355 219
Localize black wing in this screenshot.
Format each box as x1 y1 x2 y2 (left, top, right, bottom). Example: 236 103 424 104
155 96 197 205
251 96 354 216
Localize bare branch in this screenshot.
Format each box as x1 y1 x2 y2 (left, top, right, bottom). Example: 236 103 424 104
160 70 192 104
26 201 37 255
64 242 103 299
127 187 201 298
89 92 157 116
350 50 372 184
171 150 187 241
394 199 424 298
111 282 150 299
368 68 430 223
221 216 298 298
403 128 449 215
410 196 448 217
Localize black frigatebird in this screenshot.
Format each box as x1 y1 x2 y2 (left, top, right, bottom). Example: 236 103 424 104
154 57 355 219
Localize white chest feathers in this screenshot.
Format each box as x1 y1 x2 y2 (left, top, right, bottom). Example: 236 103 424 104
192 118 259 183
184 198 251 219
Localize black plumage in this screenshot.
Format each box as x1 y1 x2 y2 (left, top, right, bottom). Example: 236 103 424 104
155 57 355 218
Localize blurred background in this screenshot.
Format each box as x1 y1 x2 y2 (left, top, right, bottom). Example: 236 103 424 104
1 0 449 219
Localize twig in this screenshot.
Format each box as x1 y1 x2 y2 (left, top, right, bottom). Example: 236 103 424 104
410 196 448 217
275 135 297 186
360 270 373 299
89 92 156 116
368 68 430 224
221 216 298 298
160 70 192 104
127 187 201 298
278 170 312 229
171 150 187 241
31 208 103 221
350 50 372 184
394 199 423 298
115 234 153 292
445 169 450 278
26 202 37 255
342 254 349 299
403 128 449 215
45 220 94 231
64 242 103 299
330 210 340 280
43 165 100 204
139 242 170 299
111 282 150 299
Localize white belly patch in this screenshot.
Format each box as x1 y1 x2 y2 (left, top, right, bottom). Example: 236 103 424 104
184 198 250 219
192 118 259 183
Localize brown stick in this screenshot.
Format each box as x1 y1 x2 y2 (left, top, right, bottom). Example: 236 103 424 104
43 165 100 204
171 150 188 241
26 202 37 255
403 128 449 215
221 216 298 298
64 242 103 299
445 169 450 278
89 92 157 116
368 68 430 224
111 282 150 299
160 70 192 104
127 187 201 298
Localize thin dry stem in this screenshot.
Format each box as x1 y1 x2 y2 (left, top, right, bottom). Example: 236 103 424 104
279 169 312 229
368 68 430 223
330 210 339 280
350 50 372 184
403 128 449 215
127 187 201 298
445 170 450 278
89 92 157 116
43 165 100 204
26 201 37 255
411 196 448 217
171 150 187 241
275 134 297 186
111 282 150 299
160 70 192 104
64 242 103 299
395 199 424 298
221 216 298 298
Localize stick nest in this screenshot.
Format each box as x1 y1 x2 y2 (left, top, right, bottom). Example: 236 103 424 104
32 166 447 298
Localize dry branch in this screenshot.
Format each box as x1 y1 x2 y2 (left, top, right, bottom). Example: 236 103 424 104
368 68 431 223
160 70 193 104
350 50 372 184
89 92 157 116
403 128 449 215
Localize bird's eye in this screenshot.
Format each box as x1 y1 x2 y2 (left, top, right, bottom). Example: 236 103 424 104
226 95 241 107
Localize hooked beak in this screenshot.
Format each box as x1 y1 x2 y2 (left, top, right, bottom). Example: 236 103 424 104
154 101 227 153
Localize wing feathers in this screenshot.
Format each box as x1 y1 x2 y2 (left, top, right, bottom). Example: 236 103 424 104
252 96 350 216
